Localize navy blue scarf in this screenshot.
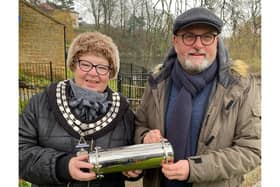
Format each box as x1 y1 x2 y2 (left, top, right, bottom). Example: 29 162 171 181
167 59 217 161
164 60 217 187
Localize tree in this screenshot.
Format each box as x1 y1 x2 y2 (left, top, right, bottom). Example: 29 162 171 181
47 0 75 10
73 0 261 72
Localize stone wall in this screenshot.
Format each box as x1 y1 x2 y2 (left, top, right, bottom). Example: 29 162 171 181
19 0 66 67
51 9 78 44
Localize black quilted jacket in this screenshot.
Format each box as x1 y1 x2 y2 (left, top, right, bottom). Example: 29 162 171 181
19 81 136 187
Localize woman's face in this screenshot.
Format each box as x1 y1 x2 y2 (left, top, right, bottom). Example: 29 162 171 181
73 54 111 93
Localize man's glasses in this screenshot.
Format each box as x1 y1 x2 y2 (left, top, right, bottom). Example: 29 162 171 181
175 32 218 46
78 60 111 75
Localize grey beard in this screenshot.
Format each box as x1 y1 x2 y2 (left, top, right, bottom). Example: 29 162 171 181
181 58 212 74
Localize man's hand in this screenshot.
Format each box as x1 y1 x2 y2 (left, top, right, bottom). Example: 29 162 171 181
143 129 163 144
161 160 190 181
122 170 142 178
68 154 96 181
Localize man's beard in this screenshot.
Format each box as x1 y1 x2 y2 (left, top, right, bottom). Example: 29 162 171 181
181 58 212 74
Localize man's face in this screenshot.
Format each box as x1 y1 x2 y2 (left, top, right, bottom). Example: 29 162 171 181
173 24 218 73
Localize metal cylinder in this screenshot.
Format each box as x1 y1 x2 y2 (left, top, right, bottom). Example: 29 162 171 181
88 140 174 175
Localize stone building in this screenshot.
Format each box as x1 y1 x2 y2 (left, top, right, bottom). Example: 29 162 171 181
36 1 79 44
19 0 66 67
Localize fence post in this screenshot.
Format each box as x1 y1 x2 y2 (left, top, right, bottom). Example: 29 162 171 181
129 64 133 98
49 61 53 82
117 73 122 93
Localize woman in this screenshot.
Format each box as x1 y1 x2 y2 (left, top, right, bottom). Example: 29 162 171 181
19 32 141 187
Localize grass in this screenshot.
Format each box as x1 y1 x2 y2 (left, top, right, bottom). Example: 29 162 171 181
19 179 31 187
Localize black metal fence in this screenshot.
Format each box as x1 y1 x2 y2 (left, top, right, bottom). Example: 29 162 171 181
19 62 149 112
117 73 149 110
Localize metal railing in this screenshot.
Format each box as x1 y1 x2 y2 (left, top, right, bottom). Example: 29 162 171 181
19 62 149 111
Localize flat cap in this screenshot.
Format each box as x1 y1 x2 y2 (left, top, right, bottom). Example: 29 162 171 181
173 7 223 34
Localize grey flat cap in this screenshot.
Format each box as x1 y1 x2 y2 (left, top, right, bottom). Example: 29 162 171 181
173 7 223 34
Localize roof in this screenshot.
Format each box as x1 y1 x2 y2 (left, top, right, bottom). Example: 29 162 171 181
20 0 65 26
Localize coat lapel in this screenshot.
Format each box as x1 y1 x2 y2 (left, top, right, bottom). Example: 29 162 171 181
151 79 170 133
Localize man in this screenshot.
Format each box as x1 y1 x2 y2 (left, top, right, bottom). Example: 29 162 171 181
134 7 261 187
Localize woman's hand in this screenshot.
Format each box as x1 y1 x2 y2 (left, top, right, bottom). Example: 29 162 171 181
68 154 97 181
122 170 142 178
143 129 163 144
